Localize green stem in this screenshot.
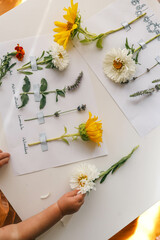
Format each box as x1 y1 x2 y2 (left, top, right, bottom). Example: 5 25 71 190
20 90 56 95
25 108 77 122
134 34 160 53
28 133 80 146
133 63 159 81
79 13 146 42
17 59 51 71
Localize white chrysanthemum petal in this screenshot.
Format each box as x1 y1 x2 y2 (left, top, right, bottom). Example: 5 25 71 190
50 42 69 71
103 48 136 83
70 163 100 194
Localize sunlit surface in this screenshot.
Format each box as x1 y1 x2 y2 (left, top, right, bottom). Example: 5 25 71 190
127 202 160 240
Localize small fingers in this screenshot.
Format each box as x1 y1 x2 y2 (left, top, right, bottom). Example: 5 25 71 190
75 193 85 203
0 152 10 160
0 157 10 168
67 189 79 197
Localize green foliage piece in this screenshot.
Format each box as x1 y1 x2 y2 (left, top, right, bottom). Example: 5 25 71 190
96 38 103 49
18 71 33 75
18 94 29 109
22 76 31 92
40 78 48 92
100 146 139 184
40 95 46 109
62 138 69 145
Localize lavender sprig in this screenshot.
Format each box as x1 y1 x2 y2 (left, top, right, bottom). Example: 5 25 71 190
67 72 83 91
130 84 160 97
24 104 86 122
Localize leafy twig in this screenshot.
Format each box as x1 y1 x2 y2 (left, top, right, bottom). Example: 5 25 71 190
99 146 139 184
0 53 16 86
130 84 160 97
19 72 83 109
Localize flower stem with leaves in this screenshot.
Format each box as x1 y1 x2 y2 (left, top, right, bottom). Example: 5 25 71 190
98 145 139 183
17 51 54 75
78 13 146 49
18 72 83 109
130 82 160 97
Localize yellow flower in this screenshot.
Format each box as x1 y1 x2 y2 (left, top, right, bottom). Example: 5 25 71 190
53 0 78 49
79 112 103 146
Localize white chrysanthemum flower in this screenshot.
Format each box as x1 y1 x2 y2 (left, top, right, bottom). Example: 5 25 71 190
70 163 100 194
103 48 136 83
50 42 69 71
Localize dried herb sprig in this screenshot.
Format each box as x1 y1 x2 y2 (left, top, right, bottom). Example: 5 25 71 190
18 72 83 109
130 83 160 97
0 53 16 86
24 104 86 122
99 145 139 183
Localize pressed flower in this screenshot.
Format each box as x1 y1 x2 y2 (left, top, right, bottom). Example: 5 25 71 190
54 0 79 49
15 44 25 61
54 3 146 49
70 146 139 194
70 163 100 194
103 48 136 83
50 42 69 71
28 112 103 147
79 112 103 146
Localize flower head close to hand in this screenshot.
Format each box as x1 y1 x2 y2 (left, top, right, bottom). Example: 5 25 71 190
70 163 100 194
79 112 103 146
50 42 69 71
53 0 80 49
103 48 136 84
15 44 25 61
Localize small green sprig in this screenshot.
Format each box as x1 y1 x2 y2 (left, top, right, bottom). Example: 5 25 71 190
99 145 139 184
24 104 86 122
130 83 160 97
17 51 55 75
125 33 160 65
18 72 83 109
0 52 16 86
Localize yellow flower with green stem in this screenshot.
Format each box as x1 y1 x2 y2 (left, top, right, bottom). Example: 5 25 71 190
53 0 146 49
28 112 103 147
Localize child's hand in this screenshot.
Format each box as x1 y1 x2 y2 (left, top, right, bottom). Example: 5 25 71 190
57 190 85 217
0 150 10 168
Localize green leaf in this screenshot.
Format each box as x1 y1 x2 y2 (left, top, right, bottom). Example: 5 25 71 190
40 50 45 59
100 172 110 184
125 38 130 49
40 78 48 92
56 89 65 97
8 62 16 71
96 38 103 49
64 126 67 134
18 94 29 109
37 66 43 70
40 95 46 109
18 71 33 75
22 76 31 92
62 138 69 145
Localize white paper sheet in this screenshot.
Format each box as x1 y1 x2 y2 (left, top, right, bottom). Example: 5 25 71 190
0 34 108 175
74 0 160 136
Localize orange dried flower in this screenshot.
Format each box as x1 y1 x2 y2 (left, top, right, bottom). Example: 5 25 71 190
15 44 25 61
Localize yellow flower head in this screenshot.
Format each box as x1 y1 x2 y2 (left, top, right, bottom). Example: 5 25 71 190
79 112 103 146
53 0 79 49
